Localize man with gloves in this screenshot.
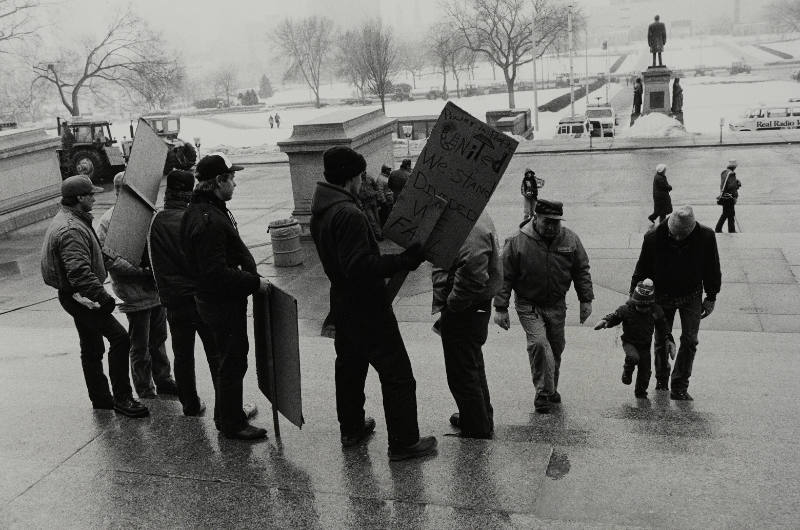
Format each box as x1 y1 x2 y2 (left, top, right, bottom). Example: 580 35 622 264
310 145 437 462
631 205 721 400
493 200 594 414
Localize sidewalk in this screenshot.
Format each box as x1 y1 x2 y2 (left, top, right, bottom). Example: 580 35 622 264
2 144 799 528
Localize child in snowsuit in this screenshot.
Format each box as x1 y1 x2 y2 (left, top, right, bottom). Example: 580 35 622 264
594 279 674 398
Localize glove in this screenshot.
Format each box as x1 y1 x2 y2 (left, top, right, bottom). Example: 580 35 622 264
98 296 116 314
700 298 715 319
579 301 593 324
399 242 425 271
593 320 607 330
493 310 510 330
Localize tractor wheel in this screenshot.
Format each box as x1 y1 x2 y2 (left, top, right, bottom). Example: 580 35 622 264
71 150 108 184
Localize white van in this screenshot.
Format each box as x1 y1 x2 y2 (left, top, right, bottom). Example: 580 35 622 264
556 116 589 137
729 105 800 131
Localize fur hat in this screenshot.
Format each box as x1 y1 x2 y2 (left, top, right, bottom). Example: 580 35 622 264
727 159 737 169
631 278 655 305
656 163 666 174
667 205 697 238
323 146 366 185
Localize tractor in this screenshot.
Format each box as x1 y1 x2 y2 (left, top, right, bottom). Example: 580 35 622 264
120 113 181 160
57 117 126 183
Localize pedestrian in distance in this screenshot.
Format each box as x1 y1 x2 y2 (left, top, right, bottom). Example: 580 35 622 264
633 78 643 115
180 153 271 441
520 168 540 222
647 163 673 225
631 205 721 401
268 114 274 129
41 176 148 418
310 145 437 461
96 172 178 400
493 200 594 414
432 212 502 439
274 112 281 128
388 158 412 196
594 279 674 399
358 171 385 240
715 160 741 233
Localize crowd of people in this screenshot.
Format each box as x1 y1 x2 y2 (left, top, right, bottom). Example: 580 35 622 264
40 143 726 461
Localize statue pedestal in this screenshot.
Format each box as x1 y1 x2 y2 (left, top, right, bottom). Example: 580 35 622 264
641 66 672 116
278 108 396 236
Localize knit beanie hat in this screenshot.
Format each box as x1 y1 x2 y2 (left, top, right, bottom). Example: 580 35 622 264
656 163 666 174
323 146 366 185
166 169 195 192
631 278 655 305
667 205 696 237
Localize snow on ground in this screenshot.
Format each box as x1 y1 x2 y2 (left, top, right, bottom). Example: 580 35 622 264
761 38 800 59
621 113 689 138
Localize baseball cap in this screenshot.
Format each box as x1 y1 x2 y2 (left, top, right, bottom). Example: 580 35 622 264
195 152 244 181
61 175 103 198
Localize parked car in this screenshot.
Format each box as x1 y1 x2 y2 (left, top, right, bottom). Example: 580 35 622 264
391 83 414 101
585 105 618 137
730 61 752 75
555 115 589 137
425 87 446 100
463 84 486 97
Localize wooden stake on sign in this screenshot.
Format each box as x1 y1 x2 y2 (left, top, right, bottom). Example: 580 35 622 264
385 194 448 303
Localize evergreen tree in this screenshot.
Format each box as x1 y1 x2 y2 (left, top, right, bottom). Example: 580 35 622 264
258 74 274 98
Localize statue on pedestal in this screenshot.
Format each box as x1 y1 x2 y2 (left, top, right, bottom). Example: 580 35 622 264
648 15 667 67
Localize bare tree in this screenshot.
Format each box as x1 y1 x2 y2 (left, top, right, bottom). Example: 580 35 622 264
126 59 185 110
766 0 800 32
31 9 172 116
427 24 453 100
445 0 578 108
212 66 237 107
397 40 427 88
336 29 370 103
273 16 333 108
0 0 37 52
356 20 397 112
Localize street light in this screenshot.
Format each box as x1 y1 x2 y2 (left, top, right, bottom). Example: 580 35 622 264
402 125 412 156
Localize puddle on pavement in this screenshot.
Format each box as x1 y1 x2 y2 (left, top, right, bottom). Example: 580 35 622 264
545 449 571 479
603 403 717 438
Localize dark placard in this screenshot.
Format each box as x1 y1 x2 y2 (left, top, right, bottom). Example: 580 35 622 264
102 119 168 264
383 102 518 269
253 285 304 429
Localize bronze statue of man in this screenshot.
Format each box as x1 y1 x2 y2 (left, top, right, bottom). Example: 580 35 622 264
648 15 667 67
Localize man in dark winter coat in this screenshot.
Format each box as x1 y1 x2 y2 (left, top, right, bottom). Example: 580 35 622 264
631 205 721 400
388 158 412 196
149 169 221 417
648 15 667 67
310 145 437 461
181 153 271 440
647 163 673 224
493 200 594 414
432 212 502 438
41 176 148 418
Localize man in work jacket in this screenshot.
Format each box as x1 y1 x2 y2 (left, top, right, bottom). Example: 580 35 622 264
493 199 594 414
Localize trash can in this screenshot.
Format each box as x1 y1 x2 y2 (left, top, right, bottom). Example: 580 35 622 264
268 218 303 267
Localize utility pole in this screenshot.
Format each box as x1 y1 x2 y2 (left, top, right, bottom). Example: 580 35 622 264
532 39 539 132
568 4 575 117
584 28 589 108
604 39 610 104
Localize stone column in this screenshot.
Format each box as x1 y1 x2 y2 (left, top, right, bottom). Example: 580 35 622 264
641 67 672 116
0 128 63 235
278 108 396 234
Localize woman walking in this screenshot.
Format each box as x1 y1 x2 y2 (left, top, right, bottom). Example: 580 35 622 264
647 163 672 224
715 160 741 233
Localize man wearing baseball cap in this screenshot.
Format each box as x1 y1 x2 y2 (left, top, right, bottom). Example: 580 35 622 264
493 199 594 414
41 176 148 418
310 145 437 461
180 153 270 440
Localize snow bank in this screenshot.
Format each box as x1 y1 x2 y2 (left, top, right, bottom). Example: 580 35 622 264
622 113 690 138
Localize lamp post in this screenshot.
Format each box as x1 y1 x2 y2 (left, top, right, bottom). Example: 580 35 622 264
402 125 412 157
568 4 575 117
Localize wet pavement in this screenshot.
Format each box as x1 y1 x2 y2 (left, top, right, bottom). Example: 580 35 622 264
2 144 800 528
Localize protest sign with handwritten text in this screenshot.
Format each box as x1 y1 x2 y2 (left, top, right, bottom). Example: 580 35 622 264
383 102 518 269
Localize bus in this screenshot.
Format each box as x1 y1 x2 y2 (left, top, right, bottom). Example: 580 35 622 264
729 105 800 131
